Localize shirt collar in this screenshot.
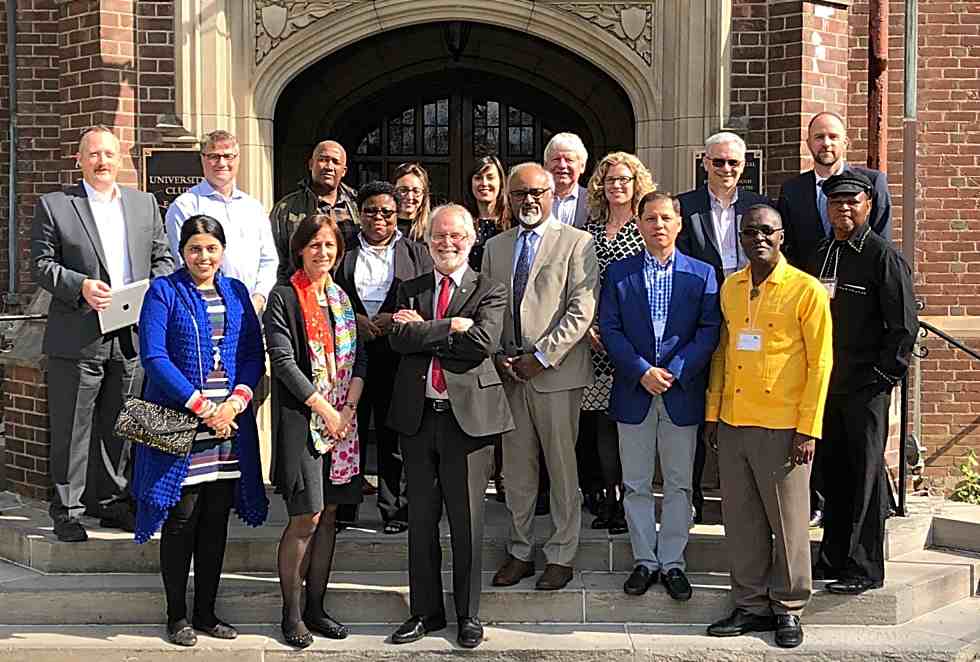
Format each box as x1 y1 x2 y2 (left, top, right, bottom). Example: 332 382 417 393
815 160 847 184
82 179 120 203
555 186 578 202
731 254 790 286
358 230 402 253
708 186 738 210
518 217 554 240
435 262 468 289
198 178 243 200
644 249 675 269
841 222 872 253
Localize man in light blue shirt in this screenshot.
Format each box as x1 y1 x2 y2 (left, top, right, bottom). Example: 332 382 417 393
165 130 279 312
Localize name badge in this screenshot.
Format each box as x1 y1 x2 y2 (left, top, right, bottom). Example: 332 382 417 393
653 320 666 338
737 329 763 352
820 278 837 299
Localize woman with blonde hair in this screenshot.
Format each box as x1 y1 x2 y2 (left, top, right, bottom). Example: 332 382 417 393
391 162 431 243
581 151 655 533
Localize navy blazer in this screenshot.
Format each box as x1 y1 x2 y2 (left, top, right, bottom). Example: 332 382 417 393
676 185 771 289
600 249 721 427
777 165 892 268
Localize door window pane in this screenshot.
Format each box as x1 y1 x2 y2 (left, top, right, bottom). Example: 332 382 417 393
356 127 381 155
388 108 415 155
507 105 534 156
352 162 383 187
423 98 450 155
473 100 500 156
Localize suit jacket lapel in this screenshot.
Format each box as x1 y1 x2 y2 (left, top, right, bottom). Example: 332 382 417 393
69 185 110 276
802 170 820 234
119 188 147 279
666 252 689 332
528 220 559 285
627 256 654 336
695 187 722 258
445 268 478 318
338 245 367 314
494 227 518 312
419 278 435 321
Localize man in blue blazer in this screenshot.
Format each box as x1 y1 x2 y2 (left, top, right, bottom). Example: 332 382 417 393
600 192 721 600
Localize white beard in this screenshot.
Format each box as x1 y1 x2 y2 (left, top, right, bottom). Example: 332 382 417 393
518 209 543 226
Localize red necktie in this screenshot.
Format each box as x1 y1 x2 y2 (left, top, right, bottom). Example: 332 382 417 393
431 275 452 394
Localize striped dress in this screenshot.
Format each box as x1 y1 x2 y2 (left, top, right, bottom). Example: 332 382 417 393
182 286 241 486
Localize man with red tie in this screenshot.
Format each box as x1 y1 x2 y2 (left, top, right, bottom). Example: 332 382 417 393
386 204 513 649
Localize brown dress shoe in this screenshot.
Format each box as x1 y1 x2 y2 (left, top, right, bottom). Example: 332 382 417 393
535 563 573 590
491 555 534 586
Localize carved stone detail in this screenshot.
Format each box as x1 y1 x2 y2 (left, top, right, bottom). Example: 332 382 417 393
255 1 356 65
550 3 653 65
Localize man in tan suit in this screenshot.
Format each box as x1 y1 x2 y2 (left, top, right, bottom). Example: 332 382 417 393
482 162 599 590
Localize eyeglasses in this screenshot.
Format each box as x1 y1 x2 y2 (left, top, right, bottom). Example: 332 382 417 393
709 158 742 168
361 207 396 219
509 188 551 201
203 152 239 164
603 176 635 187
395 186 425 197
739 225 783 238
431 232 468 243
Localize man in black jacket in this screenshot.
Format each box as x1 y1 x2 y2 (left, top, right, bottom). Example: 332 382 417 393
271 140 359 282
676 130 769 523
807 171 917 595
387 204 513 649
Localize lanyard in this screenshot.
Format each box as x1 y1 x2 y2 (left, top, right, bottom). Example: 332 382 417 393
745 277 769 330
819 243 841 281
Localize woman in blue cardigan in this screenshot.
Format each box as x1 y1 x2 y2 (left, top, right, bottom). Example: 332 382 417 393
132 214 268 647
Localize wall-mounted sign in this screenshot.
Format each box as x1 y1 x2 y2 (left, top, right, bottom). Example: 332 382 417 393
693 149 764 194
141 148 203 218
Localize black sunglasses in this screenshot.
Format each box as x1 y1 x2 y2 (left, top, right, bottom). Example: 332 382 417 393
740 226 783 238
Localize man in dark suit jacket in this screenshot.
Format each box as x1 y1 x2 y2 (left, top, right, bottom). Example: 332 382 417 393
675 131 768 523
387 204 513 649
776 111 893 526
30 125 173 541
601 192 721 601
333 180 431 530
545 132 591 229
777 111 892 269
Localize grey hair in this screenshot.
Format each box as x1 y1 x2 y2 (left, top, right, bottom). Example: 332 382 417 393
201 129 239 154
543 132 588 165
506 162 555 192
425 203 477 243
704 131 746 154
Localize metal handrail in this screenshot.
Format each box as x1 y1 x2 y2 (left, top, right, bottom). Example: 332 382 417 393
917 320 980 363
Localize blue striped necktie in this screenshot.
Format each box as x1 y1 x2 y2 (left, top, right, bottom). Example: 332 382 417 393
513 230 535 344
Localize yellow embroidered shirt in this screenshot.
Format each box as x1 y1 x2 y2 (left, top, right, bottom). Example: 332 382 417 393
705 255 833 438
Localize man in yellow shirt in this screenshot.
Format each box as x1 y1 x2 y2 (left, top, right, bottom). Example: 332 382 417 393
703 204 832 649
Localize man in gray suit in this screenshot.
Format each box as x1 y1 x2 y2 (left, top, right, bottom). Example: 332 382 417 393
483 163 599 591
545 133 590 229
31 125 173 541
387 204 513 649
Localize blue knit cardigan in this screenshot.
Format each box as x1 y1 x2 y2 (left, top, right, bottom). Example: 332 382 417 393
131 268 269 543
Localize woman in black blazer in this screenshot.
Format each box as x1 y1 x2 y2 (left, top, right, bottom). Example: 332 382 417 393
264 214 367 648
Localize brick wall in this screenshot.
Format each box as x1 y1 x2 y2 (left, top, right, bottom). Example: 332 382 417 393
2 365 49 500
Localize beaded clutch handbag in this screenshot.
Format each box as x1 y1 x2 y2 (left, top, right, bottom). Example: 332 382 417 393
114 397 199 457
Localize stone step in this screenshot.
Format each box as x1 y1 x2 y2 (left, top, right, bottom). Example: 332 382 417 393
0 494 933 574
0 600 977 662
0 550 973 627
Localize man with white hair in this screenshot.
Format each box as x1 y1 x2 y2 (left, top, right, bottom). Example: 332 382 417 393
676 130 770 524
544 132 590 229
387 204 513 649
482 163 599 591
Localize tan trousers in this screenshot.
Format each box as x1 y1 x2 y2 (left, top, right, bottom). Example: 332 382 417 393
718 423 812 616
502 381 583 567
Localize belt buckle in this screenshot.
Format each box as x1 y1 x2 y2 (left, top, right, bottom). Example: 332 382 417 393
430 399 450 413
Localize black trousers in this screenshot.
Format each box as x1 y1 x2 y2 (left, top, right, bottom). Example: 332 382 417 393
47 335 141 519
400 404 494 622
816 386 891 584
692 425 706 518
576 411 621 489
160 479 236 625
358 341 407 524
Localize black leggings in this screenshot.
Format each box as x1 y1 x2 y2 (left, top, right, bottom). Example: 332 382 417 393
160 480 235 626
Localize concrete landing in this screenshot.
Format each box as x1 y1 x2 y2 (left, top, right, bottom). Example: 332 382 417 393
0 600 977 662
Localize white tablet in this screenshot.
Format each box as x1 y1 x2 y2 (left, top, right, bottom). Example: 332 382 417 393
98 279 150 334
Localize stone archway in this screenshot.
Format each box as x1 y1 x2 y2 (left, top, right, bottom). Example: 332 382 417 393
173 0 731 207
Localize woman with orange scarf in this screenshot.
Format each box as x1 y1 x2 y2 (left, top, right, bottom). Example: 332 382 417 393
264 214 366 648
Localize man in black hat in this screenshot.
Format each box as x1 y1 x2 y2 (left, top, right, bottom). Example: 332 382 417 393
807 170 917 594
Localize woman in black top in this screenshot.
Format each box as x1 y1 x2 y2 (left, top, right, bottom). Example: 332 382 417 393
392 162 431 242
264 214 367 648
465 155 509 271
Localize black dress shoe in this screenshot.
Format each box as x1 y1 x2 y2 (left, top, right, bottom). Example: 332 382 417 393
391 615 447 644
53 517 88 543
99 501 136 532
192 618 237 639
457 617 484 648
774 614 804 648
663 568 693 601
707 608 775 637
623 565 658 595
304 611 349 639
607 512 628 535
827 577 882 595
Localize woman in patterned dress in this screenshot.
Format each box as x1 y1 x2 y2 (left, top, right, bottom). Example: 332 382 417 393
265 214 367 648
134 215 268 647
581 152 656 532
464 154 510 499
